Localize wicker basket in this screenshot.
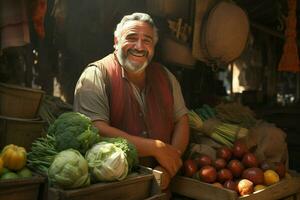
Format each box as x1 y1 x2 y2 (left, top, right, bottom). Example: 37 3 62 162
0 83 45 118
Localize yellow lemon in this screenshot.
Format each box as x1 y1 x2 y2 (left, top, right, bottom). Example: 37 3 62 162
264 170 280 185
254 184 267 192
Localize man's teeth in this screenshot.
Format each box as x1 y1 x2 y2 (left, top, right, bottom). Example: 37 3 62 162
130 51 146 57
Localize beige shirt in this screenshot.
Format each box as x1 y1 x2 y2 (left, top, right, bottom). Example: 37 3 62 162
74 64 188 123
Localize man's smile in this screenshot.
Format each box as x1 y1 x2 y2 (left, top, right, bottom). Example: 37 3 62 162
128 49 147 57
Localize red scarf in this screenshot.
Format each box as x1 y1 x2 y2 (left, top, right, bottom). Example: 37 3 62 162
99 54 174 143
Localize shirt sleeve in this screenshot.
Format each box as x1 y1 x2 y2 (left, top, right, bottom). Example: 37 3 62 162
73 65 110 122
164 67 189 122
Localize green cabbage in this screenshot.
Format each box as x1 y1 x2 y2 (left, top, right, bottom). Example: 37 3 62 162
48 149 90 189
101 137 139 173
85 142 128 182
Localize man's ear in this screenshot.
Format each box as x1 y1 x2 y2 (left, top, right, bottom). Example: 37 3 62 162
113 37 118 50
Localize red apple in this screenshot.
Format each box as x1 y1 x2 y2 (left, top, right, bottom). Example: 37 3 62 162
242 167 264 185
214 158 227 170
183 159 198 177
227 159 244 178
232 140 248 159
197 165 217 183
217 168 233 183
217 147 232 161
224 180 238 192
242 153 258 168
194 154 212 168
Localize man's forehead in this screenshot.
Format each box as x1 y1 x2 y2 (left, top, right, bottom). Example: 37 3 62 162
121 21 153 34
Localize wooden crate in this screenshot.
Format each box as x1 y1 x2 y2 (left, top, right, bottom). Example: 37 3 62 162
46 166 163 200
0 174 45 200
145 193 168 200
0 115 46 151
171 173 300 200
0 82 45 119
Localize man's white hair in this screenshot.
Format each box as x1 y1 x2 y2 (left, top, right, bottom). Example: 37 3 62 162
114 12 159 44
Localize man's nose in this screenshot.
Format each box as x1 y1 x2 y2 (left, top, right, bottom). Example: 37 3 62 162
134 39 144 50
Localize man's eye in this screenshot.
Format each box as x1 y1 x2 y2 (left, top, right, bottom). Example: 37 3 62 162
126 36 137 41
144 39 152 44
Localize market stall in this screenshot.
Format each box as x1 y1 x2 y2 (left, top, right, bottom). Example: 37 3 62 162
1 0 300 200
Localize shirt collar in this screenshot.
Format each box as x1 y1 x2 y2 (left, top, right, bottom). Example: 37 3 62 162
113 52 127 79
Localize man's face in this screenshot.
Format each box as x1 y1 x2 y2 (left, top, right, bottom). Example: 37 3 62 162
115 21 155 73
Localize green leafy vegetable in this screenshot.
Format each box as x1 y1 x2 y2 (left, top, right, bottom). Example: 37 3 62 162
85 142 128 182
48 149 90 189
101 137 138 173
48 112 100 154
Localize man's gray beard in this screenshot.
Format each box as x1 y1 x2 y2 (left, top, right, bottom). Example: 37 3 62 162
117 49 150 73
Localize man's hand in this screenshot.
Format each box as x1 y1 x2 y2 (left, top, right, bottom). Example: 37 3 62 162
153 140 182 177
92 120 184 177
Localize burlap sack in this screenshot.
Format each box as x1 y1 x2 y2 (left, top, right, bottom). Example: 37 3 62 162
241 121 289 167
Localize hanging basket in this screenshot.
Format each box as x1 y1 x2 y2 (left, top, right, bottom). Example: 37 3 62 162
192 0 250 66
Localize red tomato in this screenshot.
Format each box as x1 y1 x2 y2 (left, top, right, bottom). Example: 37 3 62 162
183 159 198 177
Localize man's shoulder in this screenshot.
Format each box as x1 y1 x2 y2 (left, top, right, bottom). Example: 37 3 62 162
89 54 114 68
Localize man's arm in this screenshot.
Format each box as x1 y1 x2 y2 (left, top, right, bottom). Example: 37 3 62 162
151 114 189 190
171 114 189 156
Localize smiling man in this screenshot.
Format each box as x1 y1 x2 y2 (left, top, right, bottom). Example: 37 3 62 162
74 12 189 190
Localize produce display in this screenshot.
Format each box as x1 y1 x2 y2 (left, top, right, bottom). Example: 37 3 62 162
214 102 257 128
1 100 294 199
0 144 33 180
26 112 139 190
182 140 287 197
188 104 249 147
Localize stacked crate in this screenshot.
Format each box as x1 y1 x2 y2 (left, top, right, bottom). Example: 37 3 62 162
0 82 46 200
0 82 46 151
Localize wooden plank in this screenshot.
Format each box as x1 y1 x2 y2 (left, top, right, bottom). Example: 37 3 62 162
281 195 297 200
0 174 45 200
61 175 152 200
239 176 300 200
171 174 300 200
47 167 161 200
145 193 167 200
48 188 60 200
171 176 238 200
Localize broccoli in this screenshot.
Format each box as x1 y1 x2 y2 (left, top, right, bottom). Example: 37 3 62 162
48 112 100 154
101 137 139 173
